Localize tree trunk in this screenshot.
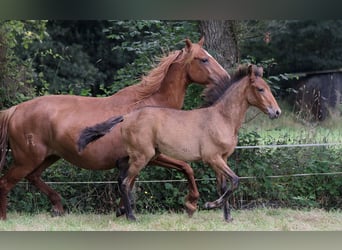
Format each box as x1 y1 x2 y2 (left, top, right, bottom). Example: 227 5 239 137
199 20 240 71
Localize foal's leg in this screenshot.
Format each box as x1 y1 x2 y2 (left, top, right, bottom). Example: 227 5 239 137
120 149 154 221
204 156 239 221
116 158 136 221
216 173 232 222
116 154 200 218
116 156 134 217
150 154 200 217
25 155 64 216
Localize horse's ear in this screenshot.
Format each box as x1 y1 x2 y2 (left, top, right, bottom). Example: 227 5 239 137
247 64 253 75
198 37 205 47
185 38 192 52
248 64 256 83
258 66 264 77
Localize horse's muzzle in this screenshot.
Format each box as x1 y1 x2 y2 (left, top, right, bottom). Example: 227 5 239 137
267 107 281 119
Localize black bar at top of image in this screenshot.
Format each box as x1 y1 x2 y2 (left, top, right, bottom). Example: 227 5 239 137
0 0 342 19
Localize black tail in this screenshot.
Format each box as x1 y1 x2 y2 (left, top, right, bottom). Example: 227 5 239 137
77 115 124 152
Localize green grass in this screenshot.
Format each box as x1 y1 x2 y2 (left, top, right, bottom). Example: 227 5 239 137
1 208 342 231
242 103 342 144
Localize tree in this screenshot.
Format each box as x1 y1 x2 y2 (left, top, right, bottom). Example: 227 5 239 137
0 20 48 108
240 20 342 74
199 20 240 70
31 21 116 96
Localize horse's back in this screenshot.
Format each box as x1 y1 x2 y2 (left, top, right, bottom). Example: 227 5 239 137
7 95 119 165
122 107 204 161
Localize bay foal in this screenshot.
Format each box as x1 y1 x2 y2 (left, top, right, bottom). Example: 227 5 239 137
78 64 281 221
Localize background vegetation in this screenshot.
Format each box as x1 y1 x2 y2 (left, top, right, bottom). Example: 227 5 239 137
0 20 341 216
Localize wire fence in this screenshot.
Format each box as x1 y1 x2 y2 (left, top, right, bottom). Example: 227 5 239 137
10 141 341 186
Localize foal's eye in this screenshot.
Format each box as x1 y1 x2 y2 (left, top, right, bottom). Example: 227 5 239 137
200 58 208 63
257 87 264 92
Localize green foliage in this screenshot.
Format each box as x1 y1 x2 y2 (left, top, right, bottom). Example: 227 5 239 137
106 20 200 93
2 20 342 216
5 129 341 215
0 20 48 107
31 21 115 96
240 20 342 74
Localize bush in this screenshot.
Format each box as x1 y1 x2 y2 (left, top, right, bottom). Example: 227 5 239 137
5 130 342 215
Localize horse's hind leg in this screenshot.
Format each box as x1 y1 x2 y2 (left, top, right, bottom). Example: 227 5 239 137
116 156 135 217
151 154 200 217
116 157 136 221
120 150 154 221
25 155 64 216
0 163 40 220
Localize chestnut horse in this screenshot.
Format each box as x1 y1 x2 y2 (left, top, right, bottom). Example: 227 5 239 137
78 64 281 222
0 38 230 220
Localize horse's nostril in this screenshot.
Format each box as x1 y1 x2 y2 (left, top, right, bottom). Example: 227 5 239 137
276 110 281 116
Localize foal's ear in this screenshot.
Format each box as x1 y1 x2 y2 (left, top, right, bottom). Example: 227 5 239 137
247 64 253 76
198 37 205 47
185 38 193 52
258 66 264 77
248 64 256 83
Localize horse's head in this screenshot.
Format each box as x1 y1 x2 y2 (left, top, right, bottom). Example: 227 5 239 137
183 37 230 87
246 65 281 119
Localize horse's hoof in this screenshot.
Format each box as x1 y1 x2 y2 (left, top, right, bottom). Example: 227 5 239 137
50 208 64 217
126 215 137 221
116 207 126 217
204 202 215 209
185 201 197 217
224 217 233 223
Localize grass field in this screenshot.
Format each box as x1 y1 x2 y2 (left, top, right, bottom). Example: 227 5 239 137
1 208 342 231
242 105 342 144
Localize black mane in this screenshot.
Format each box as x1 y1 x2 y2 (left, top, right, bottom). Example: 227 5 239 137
202 64 262 107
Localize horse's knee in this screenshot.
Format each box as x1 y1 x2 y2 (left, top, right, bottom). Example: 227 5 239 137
232 175 239 190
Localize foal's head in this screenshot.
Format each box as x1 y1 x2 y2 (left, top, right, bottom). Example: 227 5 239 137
245 65 281 119
183 37 230 86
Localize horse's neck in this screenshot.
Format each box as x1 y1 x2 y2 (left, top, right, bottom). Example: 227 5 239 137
150 63 189 109
106 85 141 106
215 80 249 134
105 63 188 110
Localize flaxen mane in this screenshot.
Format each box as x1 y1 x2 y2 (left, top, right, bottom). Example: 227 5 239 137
202 64 262 107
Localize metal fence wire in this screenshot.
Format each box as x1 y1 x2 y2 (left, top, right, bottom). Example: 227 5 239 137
7 142 340 186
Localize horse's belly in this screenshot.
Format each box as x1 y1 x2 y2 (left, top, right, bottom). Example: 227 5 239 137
158 142 201 162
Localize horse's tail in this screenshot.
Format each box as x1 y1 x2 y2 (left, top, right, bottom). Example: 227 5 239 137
0 106 17 171
77 115 124 152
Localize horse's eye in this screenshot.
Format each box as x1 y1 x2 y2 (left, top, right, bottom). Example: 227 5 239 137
257 87 264 92
200 58 208 63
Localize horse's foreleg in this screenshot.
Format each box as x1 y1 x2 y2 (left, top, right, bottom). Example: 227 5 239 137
216 173 232 222
151 154 199 217
25 156 64 216
204 157 239 222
